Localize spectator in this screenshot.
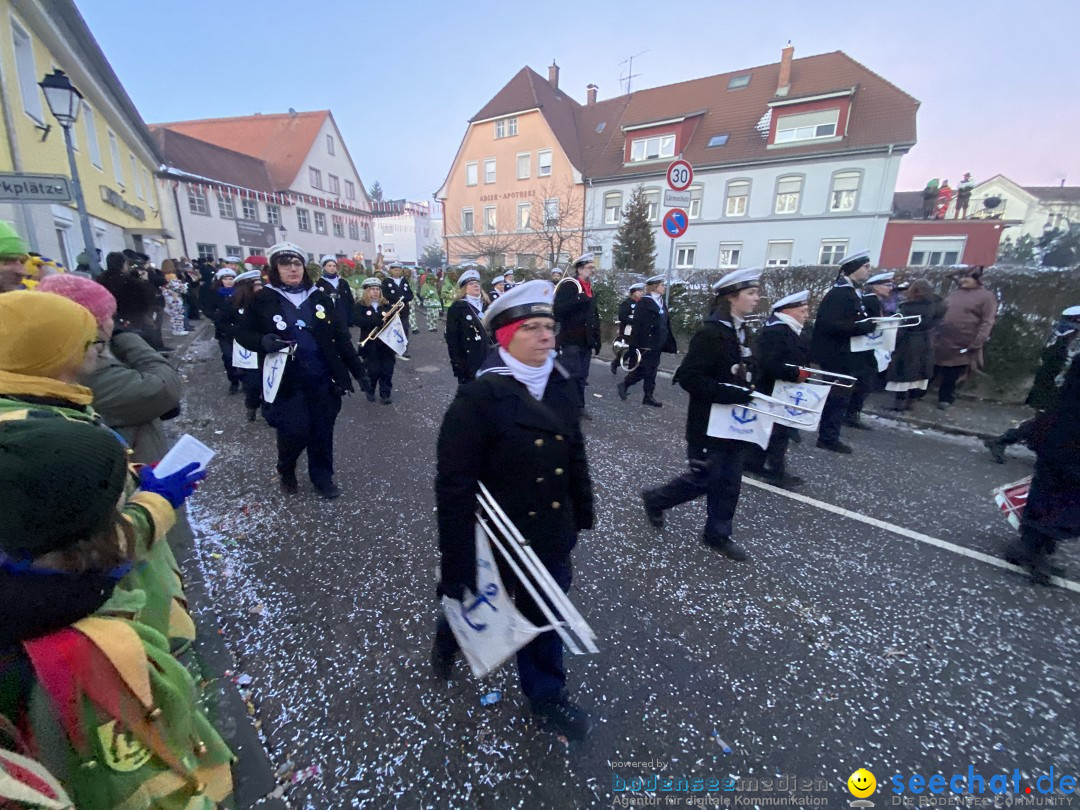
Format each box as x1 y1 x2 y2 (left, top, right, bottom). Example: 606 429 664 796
933 266 997 410
0 220 31 293
884 279 947 410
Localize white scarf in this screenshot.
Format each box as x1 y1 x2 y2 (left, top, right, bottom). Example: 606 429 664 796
322 274 341 288
271 285 315 309
465 294 485 316
498 347 553 401
649 292 665 313
774 311 803 335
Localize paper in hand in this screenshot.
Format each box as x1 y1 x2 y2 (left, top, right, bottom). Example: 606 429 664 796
155 434 215 478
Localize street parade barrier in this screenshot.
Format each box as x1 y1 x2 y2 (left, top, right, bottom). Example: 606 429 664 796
706 386 826 449
992 476 1031 531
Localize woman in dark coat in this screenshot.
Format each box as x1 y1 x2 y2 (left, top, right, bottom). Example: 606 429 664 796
221 270 264 421
444 269 490 384
353 277 398 404
432 280 595 740
236 242 367 499
885 280 946 410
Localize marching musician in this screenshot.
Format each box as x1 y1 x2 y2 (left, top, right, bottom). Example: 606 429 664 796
845 270 895 428
382 262 414 359
490 275 507 301
610 282 645 375
432 280 595 740
236 241 367 500
744 290 814 487
617 275 677 407
810 250 877 454
355 277 398 404
640 268 759 561
444 268 490 384
550 267 563 283
502 268 517 289
554 253 601 417
315 255 356 328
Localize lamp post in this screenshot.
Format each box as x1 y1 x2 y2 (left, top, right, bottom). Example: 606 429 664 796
278 224 287 241
39 69 99 276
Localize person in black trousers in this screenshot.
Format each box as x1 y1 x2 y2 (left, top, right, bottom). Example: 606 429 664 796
236 241 367 499
432 280 595 740
617 275 677 406
382 263 414 359
554 252 601 418
354 277 399 404
640 268 759 561
444 269 490 385
315 255 356 328
845 271 894 428
610 282 644 374
810 250 877 453
219 270 265 421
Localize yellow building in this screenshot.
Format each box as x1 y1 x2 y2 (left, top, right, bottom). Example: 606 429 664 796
0 0 169 269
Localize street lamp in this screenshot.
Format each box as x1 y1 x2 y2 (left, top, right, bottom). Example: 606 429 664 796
39 69 99 276
278 224 287 241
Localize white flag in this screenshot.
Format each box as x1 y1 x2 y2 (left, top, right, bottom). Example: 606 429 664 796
378 314 409 356
261 348 292 404
768 380 832 432
232 341 258 370
707 402 774 449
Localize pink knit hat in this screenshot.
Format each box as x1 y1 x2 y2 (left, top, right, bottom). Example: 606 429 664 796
37 274 117 327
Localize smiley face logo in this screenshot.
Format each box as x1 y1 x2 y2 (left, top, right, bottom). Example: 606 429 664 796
848 768 877 798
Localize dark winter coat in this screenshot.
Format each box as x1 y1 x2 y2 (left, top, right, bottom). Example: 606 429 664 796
381 276 414 322
444 299 490 382
860 292 883 319
315 276 356 328
886 298 946 384
1026 331 1080 411
435 352 594 595
236 286 366 400
616 297 637 339
810 279 877 376
673 313 755 450
631 296 678 353
753 317 811 396
354 301 399 366
554 277 601 351
934 286 997 368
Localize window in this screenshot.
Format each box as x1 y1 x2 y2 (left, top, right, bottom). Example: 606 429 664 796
718 242 742 269
544 198 559 227
314 211 327 234
819 240 848 265
484 206 496 232
629 134 675 163
517 153 530 180
775 109 840 144
326 134 335 155
537 149 552 177
188 186 209 215
517 202 531 230
465 161 478 186
196 243 217 261
461 208 474 233
675 244 696 269
249 248 265 257
328 174 340 194
348 220 359 240
83 104 102 168
362 221 371 241
225 245 242 259
108 132 123 185
689 185 703 219
765 240 794 267
131 156 144 199
725 181 749 216
604 192 623 225
494 117 518 138
707 134 729 148
310 167 322 189
332 215 344 238
241 199 258 220
727 75 751 90
217 193 236 219
345 180 355 199
830 171 860 212
143 169 153 205
775 176 802 214
484 158 496 184
909 237 965 267
644 188 660 221
12 23 44 123
297 208 311 231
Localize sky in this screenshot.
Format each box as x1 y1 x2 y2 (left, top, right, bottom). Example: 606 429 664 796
79 0 1080 206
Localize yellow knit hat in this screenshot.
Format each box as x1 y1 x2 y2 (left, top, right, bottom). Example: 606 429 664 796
0 291 97 377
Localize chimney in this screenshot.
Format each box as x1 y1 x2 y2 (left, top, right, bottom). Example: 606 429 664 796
776 41 794 97
586 84 598 106
548 61 560 90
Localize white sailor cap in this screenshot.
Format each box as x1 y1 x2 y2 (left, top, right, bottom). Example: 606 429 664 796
388 261 404 269
572 252 595 268
268 241 307 265
550 267 563 276
320 254 338 266
645 274 666 285
492 275 506 286
712 267 762 296
214 268 237 280
839 250 871 275
234 270 262 284
224 255 242 263
361 276 382 289
771 289 810 312
482 279 556 332
866 271 895 286
458 269 481 287
1063 305 1080 319
629 282 646 293
502 268 516 276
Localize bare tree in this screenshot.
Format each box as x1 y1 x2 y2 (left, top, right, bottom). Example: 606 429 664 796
524 179 596 269
447 200 531 267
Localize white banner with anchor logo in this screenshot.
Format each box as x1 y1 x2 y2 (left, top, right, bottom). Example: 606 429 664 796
378 314 409 356
706 402 774 449
768 380 832 432
261 347 293 404
232 340 258 370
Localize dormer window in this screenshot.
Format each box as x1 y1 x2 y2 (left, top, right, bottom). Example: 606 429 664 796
494 117 518 139
630 134 675 163
775 109 839 144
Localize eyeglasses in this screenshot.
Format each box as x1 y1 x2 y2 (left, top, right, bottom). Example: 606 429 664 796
518 321 559 336
278 259 304 267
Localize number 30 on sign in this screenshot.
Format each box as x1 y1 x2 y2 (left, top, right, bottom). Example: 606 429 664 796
666 160 694 191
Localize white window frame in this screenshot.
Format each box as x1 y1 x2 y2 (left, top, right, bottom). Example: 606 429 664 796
517 202 531 231
326 134 335 155
517 152 530 180
108 131 123 186
717 242 742 269
266 203 280 225
774 175 803 215
629 134 676 163
909 237 966 267
688 185 703 219
465 161 478 186
829 171 861 213
225 244 242 259
241 199 258 221
675 244 696 269
644 188 660 221
348 220 359 240
725 180 750 217
461 207 474 234
332 215 344 238
819 240 849 266
774 109 840 144
297 208 311 231
484 158 496 184
12 23 44 123
310 167 322 189
187 186 209 215
314 211 327 234
765 240 794 267
537 149 552 177
195 243 217 261
344 180 355 199
217 193 236 219
83 103 102 168
543 198 559 227
604 192 623 225
483 205 496 233
328 174 340 194
131 155 143 200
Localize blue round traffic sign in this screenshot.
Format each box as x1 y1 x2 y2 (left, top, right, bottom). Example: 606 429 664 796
662 208 689 238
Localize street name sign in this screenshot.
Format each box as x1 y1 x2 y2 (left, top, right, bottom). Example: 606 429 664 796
663 189 692 208
0 172 72 204
662 208 689 238
666 160 694 191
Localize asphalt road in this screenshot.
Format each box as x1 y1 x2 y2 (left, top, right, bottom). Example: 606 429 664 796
171 323 1079 809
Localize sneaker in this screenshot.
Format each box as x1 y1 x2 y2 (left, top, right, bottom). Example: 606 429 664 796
316 483 342 500
816 439 853 454
531 696 593 741
616 381 628 401
641 492 665 528
642 396 663 408
983 438 1007 464
400 352 412 361
702 535 749 561
431 645 454 680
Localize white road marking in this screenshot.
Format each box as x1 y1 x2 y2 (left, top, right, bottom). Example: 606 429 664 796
742 476 1080 595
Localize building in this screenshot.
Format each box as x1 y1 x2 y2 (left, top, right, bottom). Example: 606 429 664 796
938 174 1080 241
370 199 441 264
883 190 1015 268
152 110 375 264
0 0 170 266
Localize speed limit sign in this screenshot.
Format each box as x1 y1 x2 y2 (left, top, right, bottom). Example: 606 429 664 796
666 159 694 191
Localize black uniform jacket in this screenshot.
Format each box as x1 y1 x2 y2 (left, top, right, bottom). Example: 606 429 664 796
1027 331 1080 411
673 313 755 450
354 302 397 360
554 277 601 351
435 352 594 595
236 286 366 399
214 299 241 341
631 296 678 353
444 299 490 381
381 277 414 319
810 280 877 375
616 297 637 339
860 292 883 319
754 316 811 395
315 276 356 328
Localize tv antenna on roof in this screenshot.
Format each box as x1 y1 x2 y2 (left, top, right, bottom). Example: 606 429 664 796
619 50 648 94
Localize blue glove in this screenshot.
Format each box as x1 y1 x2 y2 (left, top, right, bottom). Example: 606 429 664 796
138 462 206 508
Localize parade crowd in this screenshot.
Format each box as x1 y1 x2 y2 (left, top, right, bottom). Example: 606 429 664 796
0 217 1077 804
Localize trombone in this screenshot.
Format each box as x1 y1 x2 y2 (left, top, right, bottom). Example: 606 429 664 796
740 391 820 428
784 365 857 389
475 482 598 656
858 314 922 329
358 299 405 347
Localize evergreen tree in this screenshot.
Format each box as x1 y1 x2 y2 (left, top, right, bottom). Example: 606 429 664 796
368 181 383 202
611 185 656 273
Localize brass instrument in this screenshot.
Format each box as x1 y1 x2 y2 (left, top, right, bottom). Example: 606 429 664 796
783 365 857 388
857 314 922 329
553 276 583 296
741 391 820 428
358 299 405 347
